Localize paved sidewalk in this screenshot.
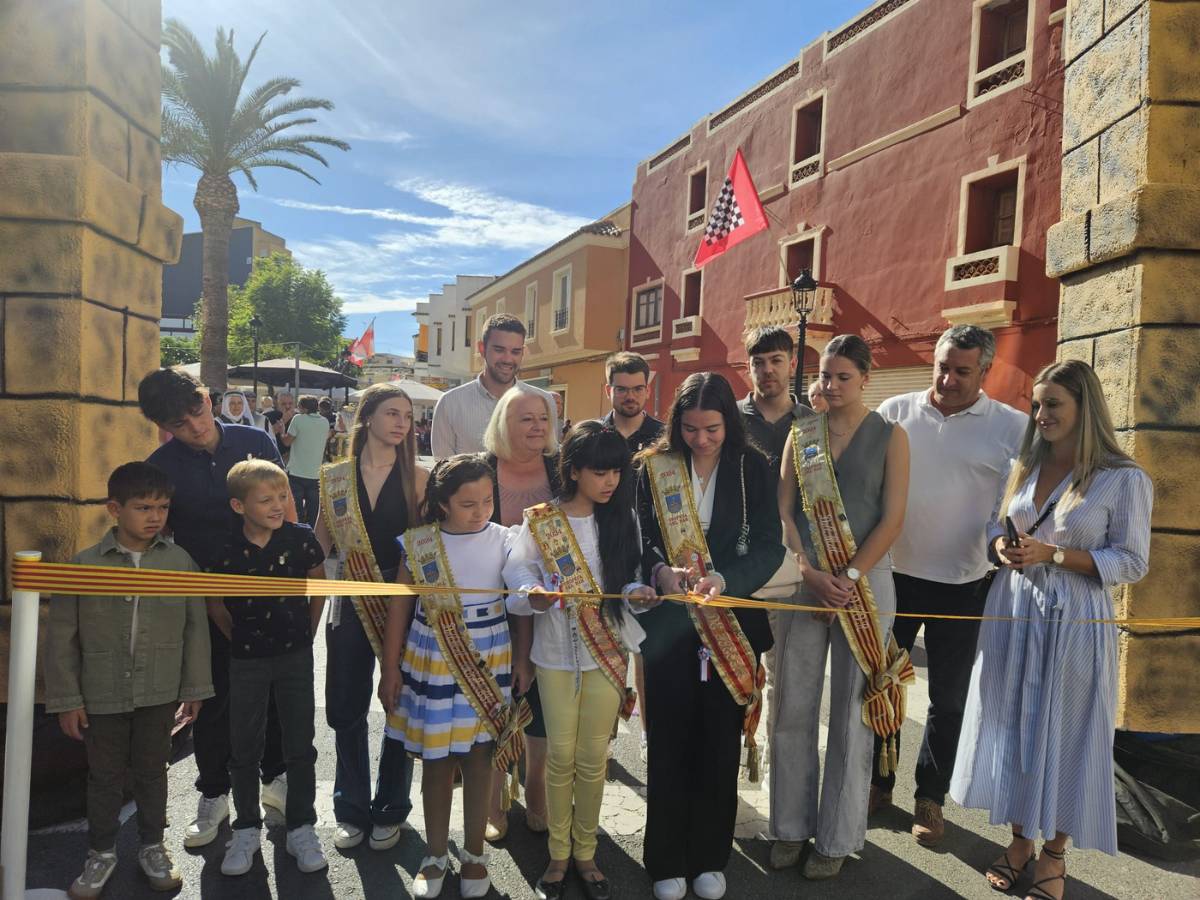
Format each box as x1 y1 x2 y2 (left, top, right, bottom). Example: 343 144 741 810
25 627 1200 898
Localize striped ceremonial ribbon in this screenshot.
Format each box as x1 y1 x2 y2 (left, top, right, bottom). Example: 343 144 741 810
9 559 1199 629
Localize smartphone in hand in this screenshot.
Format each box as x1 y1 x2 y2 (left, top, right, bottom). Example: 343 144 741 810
1005 516 1022 548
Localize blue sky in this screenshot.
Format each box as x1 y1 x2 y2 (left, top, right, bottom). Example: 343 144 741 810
161 0 863 354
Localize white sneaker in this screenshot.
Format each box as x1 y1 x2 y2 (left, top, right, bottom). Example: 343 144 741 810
260 774 288 814
286 824 328 873
137 842 182 891
413 854 448 899
69 849 117 898
333 822 365 850
184 794 229 848
652 877 687 900
221 827 261 877
369 822 403 850
693 870 726 899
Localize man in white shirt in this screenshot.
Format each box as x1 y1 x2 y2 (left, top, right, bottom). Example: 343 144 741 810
430 314 558 457
870 325 1027 847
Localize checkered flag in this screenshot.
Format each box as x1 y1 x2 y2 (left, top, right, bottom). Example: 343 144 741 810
703 177 745 244
694 148 767 267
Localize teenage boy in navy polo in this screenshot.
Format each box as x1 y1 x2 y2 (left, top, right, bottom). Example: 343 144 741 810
211 459 327 876
137 368 293 847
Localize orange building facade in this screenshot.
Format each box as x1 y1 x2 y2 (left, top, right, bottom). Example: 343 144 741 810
625 0 1068 413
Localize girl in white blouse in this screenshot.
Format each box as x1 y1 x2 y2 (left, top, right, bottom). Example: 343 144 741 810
503 422 659 900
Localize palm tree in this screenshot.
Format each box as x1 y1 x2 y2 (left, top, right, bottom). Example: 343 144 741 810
161 19 349 390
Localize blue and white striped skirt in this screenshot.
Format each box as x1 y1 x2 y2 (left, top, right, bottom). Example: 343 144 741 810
385 597 512 760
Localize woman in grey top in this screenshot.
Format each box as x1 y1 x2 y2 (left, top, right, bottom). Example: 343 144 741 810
771 334 910 880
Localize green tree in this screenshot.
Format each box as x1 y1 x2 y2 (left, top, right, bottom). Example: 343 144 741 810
160 334 200 366
161 20 349 390
202 253 348 366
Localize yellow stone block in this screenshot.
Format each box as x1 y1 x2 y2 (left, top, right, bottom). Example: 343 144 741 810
138 199 184 265
1098 106 1147 205
123 315 162 400
1066 0 1105 64
1057 257 1141 340
128 127 160 195
0 399 75 497
2 501 81 582
78 303 127 401
86 94 129 180
1131 327 1200 428
1055 336 1094 365
1128 428 1200 531
1044 212 1090 278
0 220 82 295
1137 250 1200 325
0 0 87 89
2 297 82 396
123 0 162 48
1116 532 1200 635
76 404 157 498
1148 0 1200 103
1062 6 1146 150
1117 631 1200 732
1060 137 1099 218
0 90 85 156
83 0 160 135
80 229 162 317
1147 104 1200 188
1104 0 1142 29
1089 184 1200 264
1092 328 1135 428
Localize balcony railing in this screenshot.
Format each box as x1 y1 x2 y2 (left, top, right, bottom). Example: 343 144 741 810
743 285 836 332
553 306 569 331
944 245 1019 291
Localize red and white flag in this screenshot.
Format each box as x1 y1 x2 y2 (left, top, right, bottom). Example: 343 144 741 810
693 148 768 268
348 319 375 365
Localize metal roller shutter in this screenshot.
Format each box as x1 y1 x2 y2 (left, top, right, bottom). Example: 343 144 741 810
799 366 930 410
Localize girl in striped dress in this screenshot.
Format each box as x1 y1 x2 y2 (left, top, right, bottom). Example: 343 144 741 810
951 360 1153 900
378 455 514 899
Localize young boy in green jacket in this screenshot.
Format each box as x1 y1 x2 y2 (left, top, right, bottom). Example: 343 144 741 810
44 462 213 899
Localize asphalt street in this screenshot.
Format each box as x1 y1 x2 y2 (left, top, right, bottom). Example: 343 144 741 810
25 626 1200 899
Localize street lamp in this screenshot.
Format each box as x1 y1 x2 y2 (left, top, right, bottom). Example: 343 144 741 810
250 315 263 403
790 269 818 400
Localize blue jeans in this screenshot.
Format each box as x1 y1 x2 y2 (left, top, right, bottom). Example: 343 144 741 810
325 599 413 828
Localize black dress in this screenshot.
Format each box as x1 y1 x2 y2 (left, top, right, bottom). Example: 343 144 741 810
636 447 782 882
357 463 408 578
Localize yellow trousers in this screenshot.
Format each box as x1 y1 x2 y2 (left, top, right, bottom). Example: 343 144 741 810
536 666 622 861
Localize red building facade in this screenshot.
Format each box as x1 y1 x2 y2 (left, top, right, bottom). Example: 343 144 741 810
626 0 1067 413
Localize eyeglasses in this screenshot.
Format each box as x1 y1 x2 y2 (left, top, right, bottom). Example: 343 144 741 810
611 385 647 396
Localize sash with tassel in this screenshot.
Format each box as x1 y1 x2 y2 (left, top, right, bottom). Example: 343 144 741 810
643 451 766 782
318 459 390 658
402 524 532 806
791 416 915 777
524 503 637 720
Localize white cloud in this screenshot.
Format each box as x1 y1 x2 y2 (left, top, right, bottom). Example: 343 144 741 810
282 178 590 315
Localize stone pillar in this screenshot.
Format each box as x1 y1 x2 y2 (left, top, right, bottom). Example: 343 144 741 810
1047 0 1200 732
0 0 181 696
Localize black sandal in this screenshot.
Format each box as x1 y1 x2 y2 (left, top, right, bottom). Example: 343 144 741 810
1025 846 1067 900
986 838 1034 892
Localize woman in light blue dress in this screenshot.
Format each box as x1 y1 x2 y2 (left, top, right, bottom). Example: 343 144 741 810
951 360 1152 900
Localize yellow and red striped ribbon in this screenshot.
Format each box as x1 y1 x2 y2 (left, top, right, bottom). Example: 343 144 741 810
9 559 1198 629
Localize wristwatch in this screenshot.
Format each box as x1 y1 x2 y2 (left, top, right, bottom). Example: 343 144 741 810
845 566 862 582
1052 546 1066 565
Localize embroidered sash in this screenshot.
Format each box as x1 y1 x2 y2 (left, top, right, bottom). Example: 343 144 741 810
319 459 389 658
524 503 637 720
403 524 531 775
644 451 766 780
791 416 915 777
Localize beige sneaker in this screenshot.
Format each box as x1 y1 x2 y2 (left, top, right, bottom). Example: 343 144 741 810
68 849 117 899
769 839 805 869
912 798 945 847
138 843 182 891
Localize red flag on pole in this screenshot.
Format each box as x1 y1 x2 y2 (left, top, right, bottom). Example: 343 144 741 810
348 319 375 365
693 148 768 268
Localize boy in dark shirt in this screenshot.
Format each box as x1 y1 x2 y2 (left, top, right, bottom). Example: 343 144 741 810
210 459 328 877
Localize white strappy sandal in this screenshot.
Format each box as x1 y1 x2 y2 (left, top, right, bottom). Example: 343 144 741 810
460 848 491 899
413 854 449 899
